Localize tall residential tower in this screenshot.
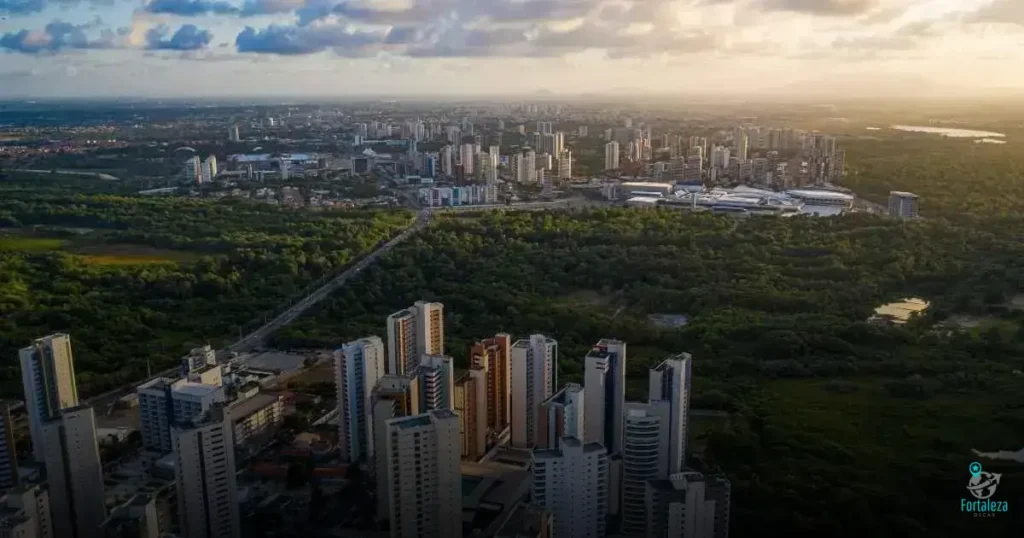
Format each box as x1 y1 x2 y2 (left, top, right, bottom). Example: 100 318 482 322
20 334 78 462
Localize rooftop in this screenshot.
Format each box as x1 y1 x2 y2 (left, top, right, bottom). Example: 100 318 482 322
542 384 582 406
890 191 919 198
171 381 222 399
391 414 431 429
228 393 280 420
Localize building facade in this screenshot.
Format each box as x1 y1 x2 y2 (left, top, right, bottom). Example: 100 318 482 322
386 301 444 376
336 337 386 462
471 334 512 438
605 142 620 171
453 368 487 461
418 354 455 412
645 472 730 538
173 408 241 538
371 374 421 520
531 437 608 538
0 402 20 491
42 405 106 538
888 191 919 218
1 484 52 538
583 339 627 455
138 378 226 454
648 354 692 474
384 410 463 538
621 401 672 536
19 334 79 462
537 384 584 450
510 335 558 448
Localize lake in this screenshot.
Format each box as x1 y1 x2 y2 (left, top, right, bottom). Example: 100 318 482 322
891 125 1006 138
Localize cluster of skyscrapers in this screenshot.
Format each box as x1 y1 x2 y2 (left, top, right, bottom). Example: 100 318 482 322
603 119 845 190
335 302 730 538
2 334 244 538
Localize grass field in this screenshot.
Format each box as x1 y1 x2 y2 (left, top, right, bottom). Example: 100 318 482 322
0 236 68 251
0 233 198 265
72 244 199 266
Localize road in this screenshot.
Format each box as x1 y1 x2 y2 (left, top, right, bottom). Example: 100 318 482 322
86 209 432 410
86 201 579 410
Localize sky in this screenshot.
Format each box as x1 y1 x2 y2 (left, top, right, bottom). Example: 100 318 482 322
0 0 1023 98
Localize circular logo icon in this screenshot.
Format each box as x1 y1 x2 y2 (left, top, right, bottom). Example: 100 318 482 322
966 472 1002 500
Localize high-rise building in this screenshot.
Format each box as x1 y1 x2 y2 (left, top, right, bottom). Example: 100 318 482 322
418 354 455 412
888 191 919 218
371 374 421 520
578 125 588 137
184 155 201 183
512 149 537 183
605 141 620 171
1 484 52 538
537 121 553 135
711 146 730 170
386 301 444 375
583 339 626 454
0 402 20 491
461 143 476 176
173 407 241 538
553 132 565 156
557 149 572 180
733 129 748 161
487 145 500 184
19 334 78 462
621 401 672 535
537 383 584 450
645 472 731 538
453 368 487 460
649 354 692 474
43 406 106 538
201 155 218 183
336 337 386 463
137 378 225 454
384 410 463 538
471 334 512 437
510 335 558 448
531 437 608 538
228 125 240 142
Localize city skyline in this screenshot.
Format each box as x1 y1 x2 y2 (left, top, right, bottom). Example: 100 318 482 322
1 0 1023 98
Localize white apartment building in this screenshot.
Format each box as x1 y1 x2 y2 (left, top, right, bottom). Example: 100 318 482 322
620 401 672 535
537 383 584 450
384 410 462 538
558 149 572 180
19 334 79 462
42 406 106 538
648 354 692 474
173 407 240 538
138 378 225 453
371 374 421 520
532 437 608 538
418 354 455 412
645 471 731 538
419 185 498 208
460 143 475 175
604 141 620 171
510 335 558 448
888 191 920 218
583 339 626 455
201 155 218 183
336 337 386 462
386 301 444 376
1 484 52 538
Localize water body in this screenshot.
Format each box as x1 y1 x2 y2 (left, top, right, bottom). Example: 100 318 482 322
891 125 1006 138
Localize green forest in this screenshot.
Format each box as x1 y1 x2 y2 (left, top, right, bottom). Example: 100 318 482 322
273 204 1024 537
0 177 413 395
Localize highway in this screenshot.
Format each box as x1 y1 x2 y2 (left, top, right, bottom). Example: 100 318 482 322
86 200 575 410
87 209 432 410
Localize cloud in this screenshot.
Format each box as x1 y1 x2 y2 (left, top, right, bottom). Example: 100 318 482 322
967 0 1024 27
0 20 117 53
145 24 213 50
762 0 878 16
0 0 45 15
240 0 304 16
235 23 383 55
143 0 239 16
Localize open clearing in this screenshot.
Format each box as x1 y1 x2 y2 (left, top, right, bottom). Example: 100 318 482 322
0 236 68 251
71 244 198 265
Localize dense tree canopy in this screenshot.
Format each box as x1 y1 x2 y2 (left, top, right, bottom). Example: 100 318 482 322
275 209 1024 538
0 186 412 395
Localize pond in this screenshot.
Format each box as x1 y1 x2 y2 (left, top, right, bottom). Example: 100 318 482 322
891 125 1006 138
